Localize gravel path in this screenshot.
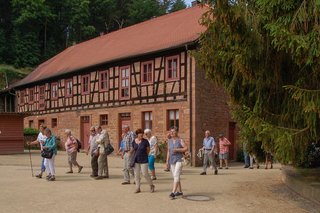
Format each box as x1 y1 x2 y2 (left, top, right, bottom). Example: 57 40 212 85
0 151 319 213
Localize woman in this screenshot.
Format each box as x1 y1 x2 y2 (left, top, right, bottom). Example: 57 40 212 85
167 127 188 199
42 128 57 181
132 128 155 193
218 134 231 169
64 129 83 174
144 129 158 180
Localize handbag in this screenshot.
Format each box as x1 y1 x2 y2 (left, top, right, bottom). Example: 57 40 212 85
41 149 53 159
104 143 114 155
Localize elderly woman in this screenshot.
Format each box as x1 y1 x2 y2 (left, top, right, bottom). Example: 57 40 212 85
167 127 188 199
95 129 110 180
42 128 57 181
144 129 158 180
65 129 83 174
132 128 155 193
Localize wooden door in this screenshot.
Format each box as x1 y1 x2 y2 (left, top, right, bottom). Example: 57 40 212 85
80 116 90 151
228 122 236 160
118 113 131 147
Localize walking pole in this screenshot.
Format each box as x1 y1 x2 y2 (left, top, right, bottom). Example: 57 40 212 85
28 144 34 177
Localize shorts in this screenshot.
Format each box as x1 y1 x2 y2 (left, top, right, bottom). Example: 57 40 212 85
148 155 155 171
219 152 229 160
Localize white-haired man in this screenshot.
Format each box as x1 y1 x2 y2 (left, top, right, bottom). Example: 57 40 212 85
64 129 83 174
200 130 218 175
121 125 135 185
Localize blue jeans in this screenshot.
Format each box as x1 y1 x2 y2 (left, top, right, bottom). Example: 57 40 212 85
41 158 46 172
243 151 250 167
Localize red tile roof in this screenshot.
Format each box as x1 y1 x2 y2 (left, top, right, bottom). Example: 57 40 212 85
16 5 207 87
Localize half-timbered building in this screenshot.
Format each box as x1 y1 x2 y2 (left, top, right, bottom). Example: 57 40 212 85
12 5 237 165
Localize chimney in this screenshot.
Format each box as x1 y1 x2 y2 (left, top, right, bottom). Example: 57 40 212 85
191 0 201 6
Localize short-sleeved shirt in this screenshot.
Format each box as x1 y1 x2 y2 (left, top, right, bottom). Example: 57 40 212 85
37 132 47 150
89 134 98 154
132 138 150 164
219 137 231 154
148 136 158 156
203 136 215 150
123 131 134 151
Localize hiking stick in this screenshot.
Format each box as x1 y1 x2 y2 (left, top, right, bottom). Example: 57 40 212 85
28 145 34 177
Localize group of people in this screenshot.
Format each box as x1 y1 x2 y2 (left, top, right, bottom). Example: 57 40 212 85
27 124 189 199
199 131 232 176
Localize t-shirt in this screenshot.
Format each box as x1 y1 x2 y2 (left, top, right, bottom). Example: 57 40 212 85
219 137 231 154
148 136 158 156
132 138 150 164
37 132 47 150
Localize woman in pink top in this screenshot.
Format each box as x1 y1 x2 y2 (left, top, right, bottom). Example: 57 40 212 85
218 134 231 169
65 129 83 174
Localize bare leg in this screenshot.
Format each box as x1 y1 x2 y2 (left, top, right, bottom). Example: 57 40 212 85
219 159 223 168
225 159 229 168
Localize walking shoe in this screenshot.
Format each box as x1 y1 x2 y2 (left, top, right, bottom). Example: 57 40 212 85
121 181 130 185
90 174 98 178
150 185 155 193
218 167 222 169
225 167 229 169
66 171 73 174
103 175 109 179
78 166 83 173
95 176 104 180
48 176 55 181
214 170 218 175
135 189 141 193
169 192 175 199
46 175 52 180
244 165 250 168
200 172 206 175
151 176 157 180
174 192 183 197
257 165 260 169
35 174 42 179
249 167 253 169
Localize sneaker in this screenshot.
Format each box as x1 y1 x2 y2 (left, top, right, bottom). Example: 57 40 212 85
200 172 206 175
78 166 83 173
218 167 222 169
48 176 55 181
46 175 52 180
121 181 130 185
103 175 109 179
174 192 183 196
95 176 104 180
90 174 98 178
214 170 218 175
257 165 260 169
244 165 249 168
169 192 175 199
150 185 155 193
35 174 42 179
249 167 253 169
164 168 170 172
135 189 141 193
66 171 73 174
225 167 229 169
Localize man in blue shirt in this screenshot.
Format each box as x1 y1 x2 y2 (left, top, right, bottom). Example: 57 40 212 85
200 130 218 175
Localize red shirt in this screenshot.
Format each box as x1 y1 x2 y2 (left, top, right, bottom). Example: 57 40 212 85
219 137 231 154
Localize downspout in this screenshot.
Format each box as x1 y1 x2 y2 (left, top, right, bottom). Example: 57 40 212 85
186 44 193 166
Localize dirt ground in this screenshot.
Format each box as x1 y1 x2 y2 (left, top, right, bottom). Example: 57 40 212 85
0 151 319 213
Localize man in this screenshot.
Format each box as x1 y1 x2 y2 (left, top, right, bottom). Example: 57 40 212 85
121 125 135 185
87 126 99 177
95 127 110 180
200 130 218 175
26 124 47 178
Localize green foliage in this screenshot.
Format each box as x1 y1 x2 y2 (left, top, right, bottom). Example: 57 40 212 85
169 0 187 13
0 64 31 89
24 128 39 136
195 0 320 167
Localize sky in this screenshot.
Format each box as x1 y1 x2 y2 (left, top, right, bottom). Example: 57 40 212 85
184 0 193 6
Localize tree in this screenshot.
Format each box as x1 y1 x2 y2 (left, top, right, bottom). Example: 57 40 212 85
169 0 187 13
195 1 320 167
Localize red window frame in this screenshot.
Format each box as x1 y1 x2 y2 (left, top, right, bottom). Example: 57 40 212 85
100 114 108 126
51 82 58 100
99 70 109 91
39 85 46 110
19 90 25 105
142 111 153 130
119 66 130 99
65 79 73 97
81 74 90 95
167 109 179 130
141 61 153 85
51 118 58 128
29 88 35 103
166 56 180 81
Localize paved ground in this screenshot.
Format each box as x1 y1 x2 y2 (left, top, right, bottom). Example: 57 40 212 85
0 151 319 213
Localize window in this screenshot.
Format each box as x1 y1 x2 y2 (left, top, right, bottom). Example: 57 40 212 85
167 109 179 130
99 70 109 91
82 74 90 94
51 118 57 128
100 114 108 126
39 85 45 110
51 83 58 100
166 56 179 81
120 66 130 99
142 111 153 130
19 90 25 105
29 120 34 128
141 61 153 84
38 119 45 128
29 88 34 103
65 79 73 97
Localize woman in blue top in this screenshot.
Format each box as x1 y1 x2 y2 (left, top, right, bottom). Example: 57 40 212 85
42 128 57 181
132 128 155 193
167 126 188 199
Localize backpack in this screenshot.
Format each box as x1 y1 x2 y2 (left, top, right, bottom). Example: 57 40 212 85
76 139 82 152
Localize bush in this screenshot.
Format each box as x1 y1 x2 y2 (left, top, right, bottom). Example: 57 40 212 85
299 142 320 168
156 140 167 163
236 149 244 162
24 128 39 136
